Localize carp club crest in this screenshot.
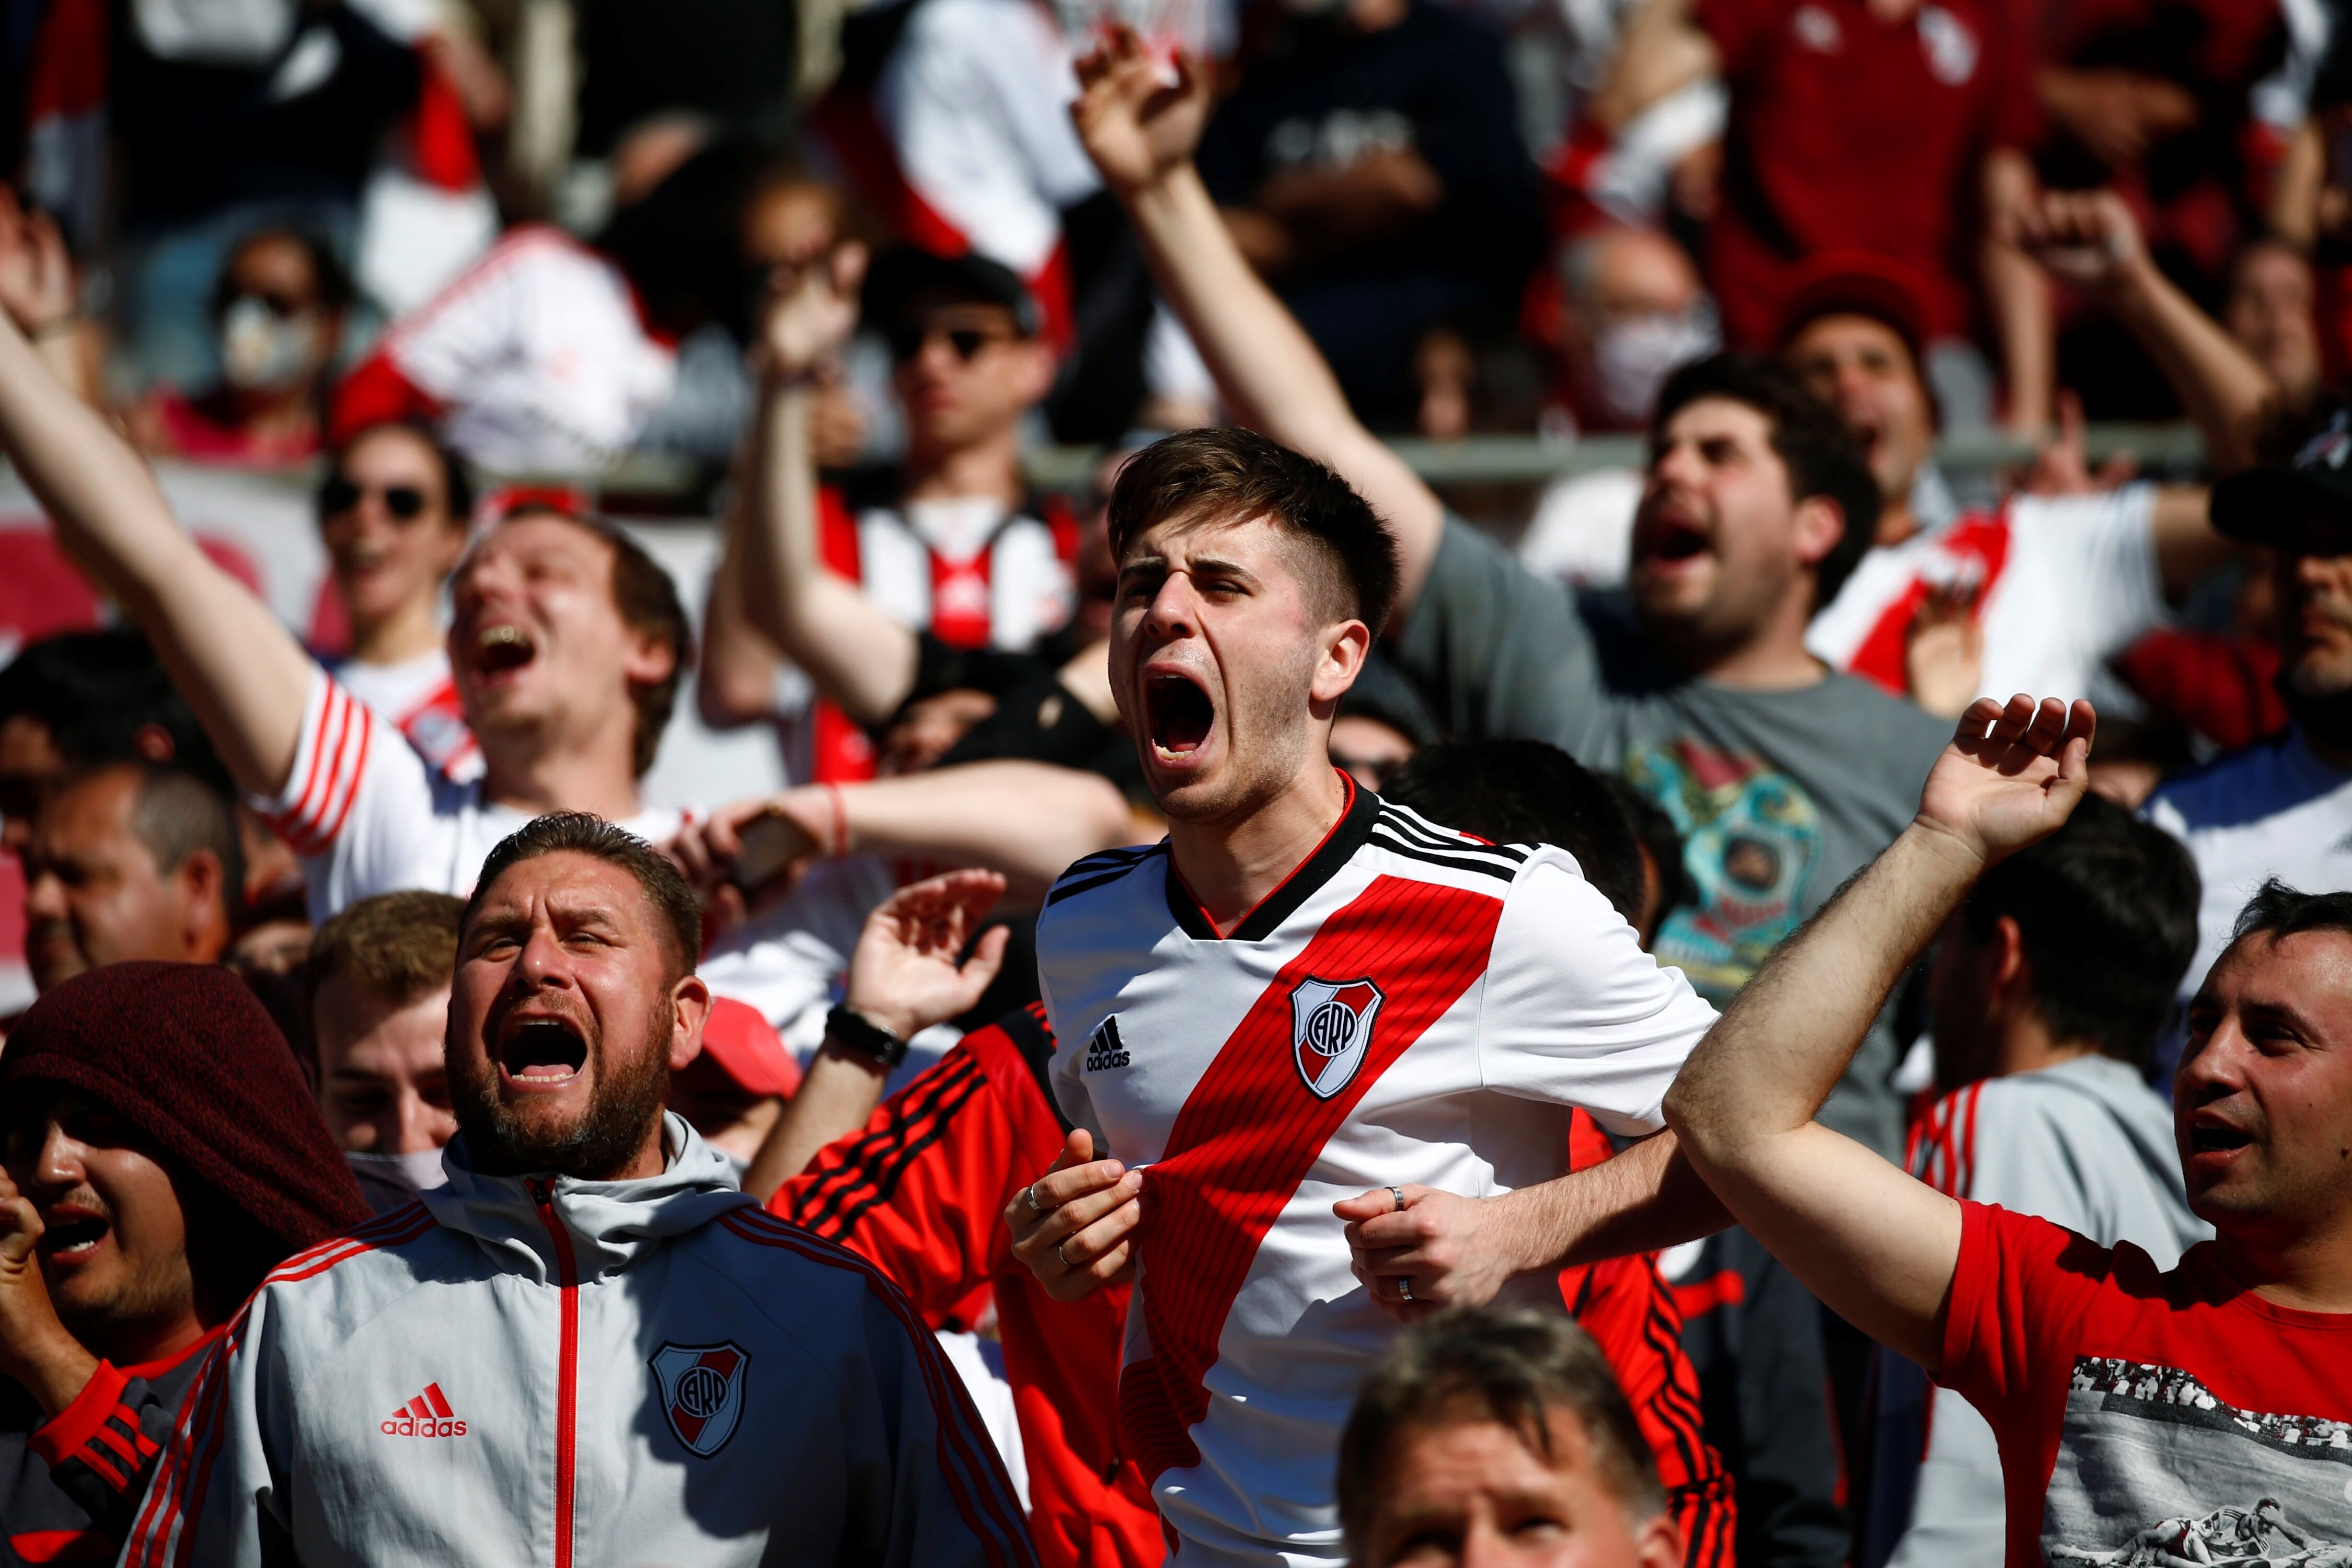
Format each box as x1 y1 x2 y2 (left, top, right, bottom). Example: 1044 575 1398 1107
1289 977 1385 1099
650 1341 750 1457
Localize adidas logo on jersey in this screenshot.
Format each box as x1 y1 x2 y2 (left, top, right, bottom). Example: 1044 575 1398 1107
380 1382 467 1438
1085 1016 1131 1072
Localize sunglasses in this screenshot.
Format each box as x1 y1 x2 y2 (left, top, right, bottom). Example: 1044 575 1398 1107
229 289 316 320
887 321 1015 364
319 478 431 520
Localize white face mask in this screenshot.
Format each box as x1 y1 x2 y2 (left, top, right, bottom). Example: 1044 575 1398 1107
1591 306 1719 426
218 295 326 390
346 1147 449 1210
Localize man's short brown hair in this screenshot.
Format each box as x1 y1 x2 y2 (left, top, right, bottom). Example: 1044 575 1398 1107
496 505 693 778
305 890 466 1017
1336 1307 1665 1554
1106 427 1401 637
463 812 702 983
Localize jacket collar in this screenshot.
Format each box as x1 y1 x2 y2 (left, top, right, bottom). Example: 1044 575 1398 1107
422 1114 755 1283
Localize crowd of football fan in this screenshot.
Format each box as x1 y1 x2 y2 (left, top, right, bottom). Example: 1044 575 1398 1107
2 0 2352 1561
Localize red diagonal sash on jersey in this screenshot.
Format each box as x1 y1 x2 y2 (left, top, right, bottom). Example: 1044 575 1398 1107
1848 515 2011 697
1118 874 1504 1482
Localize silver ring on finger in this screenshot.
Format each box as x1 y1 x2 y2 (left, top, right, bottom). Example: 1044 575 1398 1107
1387 1185 1405 1213
1025 1182 1045 1214
1057 1241 1071 1267
1398 1277 1415 1304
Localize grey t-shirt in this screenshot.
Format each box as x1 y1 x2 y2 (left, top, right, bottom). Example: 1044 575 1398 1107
1394 517 1952 1156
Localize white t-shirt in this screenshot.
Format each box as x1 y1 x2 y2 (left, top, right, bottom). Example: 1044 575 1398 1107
262 668 681 920
1036 782 1716 1565
380 226 677 472
324 647 481 782
875 0 1101 276
2143 725 2352 1000
1515 467 1642 587
1806 486 2165 706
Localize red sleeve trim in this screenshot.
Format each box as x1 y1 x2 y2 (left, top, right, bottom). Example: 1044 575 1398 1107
1942 1198 1998 1380
27 1359 128 1468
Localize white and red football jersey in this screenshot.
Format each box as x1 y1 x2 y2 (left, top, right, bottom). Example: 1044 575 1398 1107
325 647 482 782
1035 778 1718 1565
261 667 681 920
1806 486 2164 706
805 483 1078 781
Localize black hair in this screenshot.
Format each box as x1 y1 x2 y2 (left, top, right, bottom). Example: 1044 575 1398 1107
1959 794 2200 1069
2229 879 2352 950
1337 1308 1663 1556
1650 353 1881 608
327 420 476 527
0 629 229 795
210 227 353 319
464 812 702 983
1384 740 1647 931
1599 773 1697 929
1106 427 1402 638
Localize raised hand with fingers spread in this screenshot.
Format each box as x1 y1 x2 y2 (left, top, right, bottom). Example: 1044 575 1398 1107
843 869 1012 1042
755 240 869 387
1070 28 1214 200
1916 693 2096 873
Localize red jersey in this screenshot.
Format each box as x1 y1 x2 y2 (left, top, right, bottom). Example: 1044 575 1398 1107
778 1008 1735 1567
775 1006 1165 1568
1561 1112 1738 1567
1943 1200 2352 1567
1697 0 2038 345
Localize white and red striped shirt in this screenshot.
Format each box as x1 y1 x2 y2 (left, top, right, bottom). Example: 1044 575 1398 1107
324 647 482 783
261 666 680 920
1036 779 1717 1565
1806 486 2164 707
806 481 1078 781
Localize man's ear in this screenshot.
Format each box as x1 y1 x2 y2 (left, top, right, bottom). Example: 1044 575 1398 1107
669 975 712 1071
1309 618 1374 708
1791 493 1847 573
620 623 679 691
176 849 230 956
1990 914 2030 1001
1636 1514 1686 1568
1010 339 1058 407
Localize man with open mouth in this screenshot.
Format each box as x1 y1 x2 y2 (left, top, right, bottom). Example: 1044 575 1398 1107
123 813 1033 1568
990 41 1755 1567
1665 693 2352 1568
0 962 368 1565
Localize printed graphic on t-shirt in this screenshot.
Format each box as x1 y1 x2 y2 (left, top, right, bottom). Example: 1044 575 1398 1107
1624 739 1821 1001
2043 1357 2352 1566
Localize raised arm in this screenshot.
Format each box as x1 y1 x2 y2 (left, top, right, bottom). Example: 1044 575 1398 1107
1662 694 2094 1374
734 241 923 727
1070 31 1447 611
0 305 312 797
2026 189 2274 483
741 869 1011 1200
675 759 1144 905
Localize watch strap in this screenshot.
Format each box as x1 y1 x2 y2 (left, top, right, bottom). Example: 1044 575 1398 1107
824 1004 910 1070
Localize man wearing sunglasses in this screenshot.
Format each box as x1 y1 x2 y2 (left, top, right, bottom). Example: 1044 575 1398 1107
315 422 479 781
742 244 1081 784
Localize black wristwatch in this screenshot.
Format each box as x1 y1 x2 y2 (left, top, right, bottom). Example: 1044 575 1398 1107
824 1004 910 1070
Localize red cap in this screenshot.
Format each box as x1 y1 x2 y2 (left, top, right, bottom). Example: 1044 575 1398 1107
698 996 803 1098
1773 250 1932 368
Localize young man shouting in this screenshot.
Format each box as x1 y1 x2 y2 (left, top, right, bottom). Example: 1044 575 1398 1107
1665 693 2352 1566
1007 426 1723 1564
125 814 1033 1568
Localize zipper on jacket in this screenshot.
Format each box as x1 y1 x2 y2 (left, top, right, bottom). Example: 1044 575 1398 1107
529 1179 580 1568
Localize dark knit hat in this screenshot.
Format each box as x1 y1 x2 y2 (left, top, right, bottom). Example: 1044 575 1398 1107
1 963 371 1254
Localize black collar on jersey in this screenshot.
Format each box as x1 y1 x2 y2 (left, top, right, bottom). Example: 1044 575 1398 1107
1164 771 1381 942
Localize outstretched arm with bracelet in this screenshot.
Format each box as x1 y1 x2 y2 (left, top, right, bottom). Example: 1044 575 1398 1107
740 869 1012 1200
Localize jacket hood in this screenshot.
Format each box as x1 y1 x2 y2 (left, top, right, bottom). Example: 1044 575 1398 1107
2038 1054 2207 1251
423 1113 756 1283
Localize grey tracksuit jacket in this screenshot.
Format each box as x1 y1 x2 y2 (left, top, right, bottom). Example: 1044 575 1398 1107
118 1117 1036 1568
